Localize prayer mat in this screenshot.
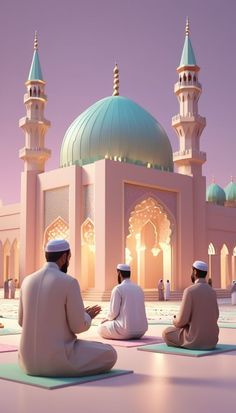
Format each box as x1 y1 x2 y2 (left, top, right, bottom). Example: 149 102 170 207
0 344 18 353
0 364 133 389
148 320 172 325
0 328 21 336
87 336 164 347
218 323 236 329
137 343 236 357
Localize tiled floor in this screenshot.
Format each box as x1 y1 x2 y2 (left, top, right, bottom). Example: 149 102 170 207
0 292 236 413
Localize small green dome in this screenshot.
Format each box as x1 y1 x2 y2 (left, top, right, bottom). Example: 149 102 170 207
206 183 226 205
60 96 173 171
224 181 236 202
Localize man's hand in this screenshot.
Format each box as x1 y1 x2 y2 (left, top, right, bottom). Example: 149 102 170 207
85 305 101 319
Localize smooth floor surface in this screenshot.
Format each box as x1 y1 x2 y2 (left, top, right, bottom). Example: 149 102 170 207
0 294 236 413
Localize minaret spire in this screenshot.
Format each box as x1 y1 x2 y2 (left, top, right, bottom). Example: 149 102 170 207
172 20 206 177
19 32 51 172
112 63 119 96
185 16 190 36
34 31 38 49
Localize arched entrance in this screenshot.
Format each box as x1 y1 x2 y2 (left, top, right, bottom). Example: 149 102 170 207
3 240 10 281
126 197 173 289
221 244 230 288
208 242 215 280
81 218 95 289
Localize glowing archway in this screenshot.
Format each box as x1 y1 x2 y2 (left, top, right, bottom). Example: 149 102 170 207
208 242 215 279
10 239 19 281
3 240 11 281
221 244 229 288
44 216 69 248
81 218 95 288
126 197 173 288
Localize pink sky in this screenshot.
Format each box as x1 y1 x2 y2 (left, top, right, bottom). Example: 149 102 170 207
0 0 235 204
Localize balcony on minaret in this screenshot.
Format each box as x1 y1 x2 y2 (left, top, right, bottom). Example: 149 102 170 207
24 92 47 103
172 114 206 127
173 148 206 164
174 81 201 93
19 116 51 129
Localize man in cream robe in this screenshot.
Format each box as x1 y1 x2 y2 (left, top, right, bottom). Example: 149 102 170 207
162 261 219 350
98 264 148 340
18 239 117 377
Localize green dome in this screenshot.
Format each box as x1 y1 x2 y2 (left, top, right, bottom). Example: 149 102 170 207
224 181 236 202
206 183 226 205
60 96 173 171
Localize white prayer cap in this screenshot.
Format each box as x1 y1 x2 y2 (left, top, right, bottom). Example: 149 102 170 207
192 260 208 272
45 239 70 253
117 264 130 271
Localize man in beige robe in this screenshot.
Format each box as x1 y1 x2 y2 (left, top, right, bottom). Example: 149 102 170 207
18 239 117 377
98 264 148 340
162 261 219 350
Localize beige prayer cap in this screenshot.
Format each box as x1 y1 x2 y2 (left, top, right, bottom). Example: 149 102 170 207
117 264 130 271
45 239 70 252
192 260 208 272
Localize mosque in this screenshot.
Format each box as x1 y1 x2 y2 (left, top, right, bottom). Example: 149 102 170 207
0 21 236 298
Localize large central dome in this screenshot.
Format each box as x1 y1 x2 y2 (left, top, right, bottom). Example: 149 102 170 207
60 95 173 171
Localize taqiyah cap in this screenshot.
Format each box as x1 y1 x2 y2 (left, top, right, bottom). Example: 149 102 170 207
192 260 208 272
117 264 130 271
45 239 70 252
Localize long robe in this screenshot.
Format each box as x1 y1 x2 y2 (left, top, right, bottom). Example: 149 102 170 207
162 278 219 349
98 279 148 340
18 262 117 377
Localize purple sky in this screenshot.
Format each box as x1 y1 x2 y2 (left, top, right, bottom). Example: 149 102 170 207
0 0 235 204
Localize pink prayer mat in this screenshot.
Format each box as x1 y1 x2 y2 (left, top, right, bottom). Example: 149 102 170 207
87 335 164 347
0 344 18 353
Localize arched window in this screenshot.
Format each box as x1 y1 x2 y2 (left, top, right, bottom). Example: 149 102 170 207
188 73 192 82
38 88 41 97
29 88 32 97
208 243 215 255
179 76 182 83
183 73 187 82
33 87 36 96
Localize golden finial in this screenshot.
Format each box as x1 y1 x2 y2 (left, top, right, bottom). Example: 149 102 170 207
185 17 190 36
112 63 119 96
34 31 38 50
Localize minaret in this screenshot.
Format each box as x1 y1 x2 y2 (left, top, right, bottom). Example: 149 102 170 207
19 32 51 172
19 32 51 281
172 18 206 176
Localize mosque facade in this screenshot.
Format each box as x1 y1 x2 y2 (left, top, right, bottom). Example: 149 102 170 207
0 22 236 297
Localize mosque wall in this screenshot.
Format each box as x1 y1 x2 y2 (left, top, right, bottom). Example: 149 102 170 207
44 187 69 229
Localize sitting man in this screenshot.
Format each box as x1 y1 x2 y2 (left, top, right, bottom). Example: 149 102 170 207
18 239 117 377
162 260 219 350
98 264 148 340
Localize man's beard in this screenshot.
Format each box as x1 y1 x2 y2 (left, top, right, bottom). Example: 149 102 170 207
61 262 69 273
118 274 121 284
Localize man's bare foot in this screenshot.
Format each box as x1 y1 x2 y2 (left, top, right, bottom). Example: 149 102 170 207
0 323 4 328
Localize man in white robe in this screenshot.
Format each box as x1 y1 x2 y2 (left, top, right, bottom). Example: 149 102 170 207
162 261 219 349
98 264 148 340
18 239 117 377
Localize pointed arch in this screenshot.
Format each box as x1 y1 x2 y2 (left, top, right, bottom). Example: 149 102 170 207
10 239 19 281
44 216 69 248
81 218 95 288
208 242 215 280
126 197 174 289
3 239 11 281
221 244 230 288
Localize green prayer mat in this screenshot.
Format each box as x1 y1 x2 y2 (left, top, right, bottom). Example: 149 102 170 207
218 323 236 329
0 328 21 336
0 364 133 389
137 343 236 357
